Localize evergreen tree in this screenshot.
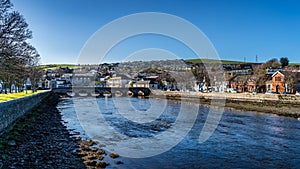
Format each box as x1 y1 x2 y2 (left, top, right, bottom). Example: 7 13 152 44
280 57 289 68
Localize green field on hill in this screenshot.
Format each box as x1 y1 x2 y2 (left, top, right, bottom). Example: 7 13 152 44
186 58 300 66
289 63 300 66
38 64 80 70
185 58 249 64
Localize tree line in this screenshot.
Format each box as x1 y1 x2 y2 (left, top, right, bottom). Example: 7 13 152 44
0 0 41 93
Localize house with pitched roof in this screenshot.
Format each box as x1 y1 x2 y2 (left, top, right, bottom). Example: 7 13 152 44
265 71 285 93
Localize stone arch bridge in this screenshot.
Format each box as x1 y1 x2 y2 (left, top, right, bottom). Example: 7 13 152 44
52 87 151 97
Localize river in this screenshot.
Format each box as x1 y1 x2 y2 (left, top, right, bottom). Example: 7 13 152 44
57 97 300 169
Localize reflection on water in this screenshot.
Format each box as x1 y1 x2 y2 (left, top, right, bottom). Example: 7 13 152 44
57 97 300 169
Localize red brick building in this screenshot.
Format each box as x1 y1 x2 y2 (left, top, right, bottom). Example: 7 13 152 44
229 76 256 93
265 71 285 93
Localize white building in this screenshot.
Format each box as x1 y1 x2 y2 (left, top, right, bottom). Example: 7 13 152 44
133 80 150 88
25 77 32 90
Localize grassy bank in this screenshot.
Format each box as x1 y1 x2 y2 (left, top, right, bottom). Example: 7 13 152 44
0 90 45 102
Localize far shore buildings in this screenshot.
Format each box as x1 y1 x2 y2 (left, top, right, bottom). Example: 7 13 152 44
39 60 300 94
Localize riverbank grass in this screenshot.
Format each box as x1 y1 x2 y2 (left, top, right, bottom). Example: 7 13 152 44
0 90 44 102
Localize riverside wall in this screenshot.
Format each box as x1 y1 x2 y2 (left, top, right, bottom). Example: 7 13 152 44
0 91 51 135
153 91 300 103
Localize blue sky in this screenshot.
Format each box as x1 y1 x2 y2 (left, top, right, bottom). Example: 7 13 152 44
11 0 300 64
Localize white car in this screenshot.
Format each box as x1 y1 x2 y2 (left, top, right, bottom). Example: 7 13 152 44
227 88 237 93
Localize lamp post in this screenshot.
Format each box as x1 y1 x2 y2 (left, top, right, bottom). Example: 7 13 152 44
0 80 3 93
3 80 7 94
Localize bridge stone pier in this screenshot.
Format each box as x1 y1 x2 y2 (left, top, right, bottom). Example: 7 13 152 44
52 87 151 97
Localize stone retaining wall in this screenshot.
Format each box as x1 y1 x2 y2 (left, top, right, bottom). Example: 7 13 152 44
0 91 51 135
154 91 300 103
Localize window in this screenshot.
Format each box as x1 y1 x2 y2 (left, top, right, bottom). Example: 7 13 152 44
267 84 272 91
275 77 281 81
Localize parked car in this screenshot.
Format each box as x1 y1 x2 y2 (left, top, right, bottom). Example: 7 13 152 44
281 92 292 94
265 92 277 94
227 88 237 93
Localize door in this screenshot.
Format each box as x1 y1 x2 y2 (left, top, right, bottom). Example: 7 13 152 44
276 85 280 94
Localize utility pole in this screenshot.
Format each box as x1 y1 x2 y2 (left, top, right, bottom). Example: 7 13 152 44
256 55 258 63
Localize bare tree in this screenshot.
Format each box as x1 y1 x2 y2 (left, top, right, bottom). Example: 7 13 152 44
284 66 298 93
0 0 40 93
252 64 267 92
266 58 281 69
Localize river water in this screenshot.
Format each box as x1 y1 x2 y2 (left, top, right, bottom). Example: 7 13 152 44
57 97 300 169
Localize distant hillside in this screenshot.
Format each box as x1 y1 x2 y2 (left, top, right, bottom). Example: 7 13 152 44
38 61 300 70
185 58 251 64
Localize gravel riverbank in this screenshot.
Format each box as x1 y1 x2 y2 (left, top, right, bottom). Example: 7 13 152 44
0 94 86 169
